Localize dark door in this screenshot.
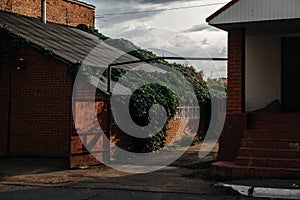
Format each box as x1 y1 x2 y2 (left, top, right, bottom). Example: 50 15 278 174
282 37 300 112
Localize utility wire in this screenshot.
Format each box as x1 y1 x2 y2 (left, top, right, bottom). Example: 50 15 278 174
110 57 227 67
95 2 227 18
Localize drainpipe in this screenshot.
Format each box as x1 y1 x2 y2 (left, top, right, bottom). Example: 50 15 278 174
107 65 111 94
6 62 12 157
41 0 46 24
105 65 112 163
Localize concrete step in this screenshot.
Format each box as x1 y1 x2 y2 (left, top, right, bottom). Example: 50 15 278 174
247 113 300 123
241 138 300 149
213 113 300 178
236 156 300 168
212 161 300 178
247 121 300 130
244 130 300 140
238 148 300 159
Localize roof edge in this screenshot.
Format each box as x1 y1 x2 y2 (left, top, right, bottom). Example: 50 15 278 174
207 17 300 31
206 0 239 23
64 0 95 9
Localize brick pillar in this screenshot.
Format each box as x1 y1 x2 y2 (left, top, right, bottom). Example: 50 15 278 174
227 28 245 113
217 28 246 161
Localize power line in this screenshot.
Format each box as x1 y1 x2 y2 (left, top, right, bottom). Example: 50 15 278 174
95 2 227 18
110 57 227 67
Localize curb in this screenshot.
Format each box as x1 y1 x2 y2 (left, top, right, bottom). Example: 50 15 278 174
216 183 300 199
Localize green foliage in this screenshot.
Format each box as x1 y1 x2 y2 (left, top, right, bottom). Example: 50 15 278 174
130 84 178 126
111 68 127 82
105 37 210 104
68 61 82 78
102 67 127 82
0 25 56 67
43 47 53 56
76 24 211 152
207 78 227 98
76 24 109 40
129 84 177 152
105 38 165 63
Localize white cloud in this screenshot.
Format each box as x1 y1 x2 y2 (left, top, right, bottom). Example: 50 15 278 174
183 23 221 33
81 0 230 77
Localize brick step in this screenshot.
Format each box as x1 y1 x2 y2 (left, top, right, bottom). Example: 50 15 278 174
247 113 300 123
247 121 300 130
241 138 300 149
236 156 300 168
212 161 300 178
238 148 300 159
244 130 300 140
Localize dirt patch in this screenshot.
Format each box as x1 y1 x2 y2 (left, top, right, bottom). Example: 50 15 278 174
5 175 74 185
0 142 218 185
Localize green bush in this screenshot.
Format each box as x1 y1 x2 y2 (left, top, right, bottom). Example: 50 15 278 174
75 25 211 152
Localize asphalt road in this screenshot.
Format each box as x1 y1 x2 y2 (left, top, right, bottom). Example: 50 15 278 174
0 144 264 200
0 184 260 200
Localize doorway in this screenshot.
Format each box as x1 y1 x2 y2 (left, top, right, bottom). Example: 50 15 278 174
281 37 300 112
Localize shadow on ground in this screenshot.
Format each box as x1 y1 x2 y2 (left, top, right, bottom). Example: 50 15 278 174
0 157 68 176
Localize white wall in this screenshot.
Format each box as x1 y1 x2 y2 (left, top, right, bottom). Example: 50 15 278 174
245 32 300 111
245 34 281 111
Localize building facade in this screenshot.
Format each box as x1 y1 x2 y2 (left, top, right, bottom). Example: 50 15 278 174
207 0 300 178
0 0 95 27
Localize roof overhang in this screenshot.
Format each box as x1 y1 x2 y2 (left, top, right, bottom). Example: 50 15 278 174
206 0 300 31
206 0 239 23
208 18 300 33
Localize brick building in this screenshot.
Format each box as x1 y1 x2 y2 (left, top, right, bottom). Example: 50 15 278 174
0 9 198 168
0 9 142 167
207 0 300 178
0 0 95 27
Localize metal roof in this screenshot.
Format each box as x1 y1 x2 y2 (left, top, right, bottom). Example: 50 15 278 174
89 76 132 96
0 10 167 74
0 11 172 95
207 0 300 27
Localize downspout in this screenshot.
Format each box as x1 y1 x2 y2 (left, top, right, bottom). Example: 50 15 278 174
6 62 12 157
107 65 111 94
68 75 76 169
105 65 112 163
41 0 46 24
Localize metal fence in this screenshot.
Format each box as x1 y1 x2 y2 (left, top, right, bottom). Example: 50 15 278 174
174 106 200 119
174 98 226 120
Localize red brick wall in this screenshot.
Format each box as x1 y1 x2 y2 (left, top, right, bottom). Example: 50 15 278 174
111 118 199 151
217 28 246 161
0 0 95 27
217 113 247 161
227 28 245 113
0 44 73 157
166 119 199 144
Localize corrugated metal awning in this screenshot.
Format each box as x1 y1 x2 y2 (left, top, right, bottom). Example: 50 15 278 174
207 0 300 29
0 10 162 72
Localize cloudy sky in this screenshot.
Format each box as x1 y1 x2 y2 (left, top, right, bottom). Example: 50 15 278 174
81 0 230 78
